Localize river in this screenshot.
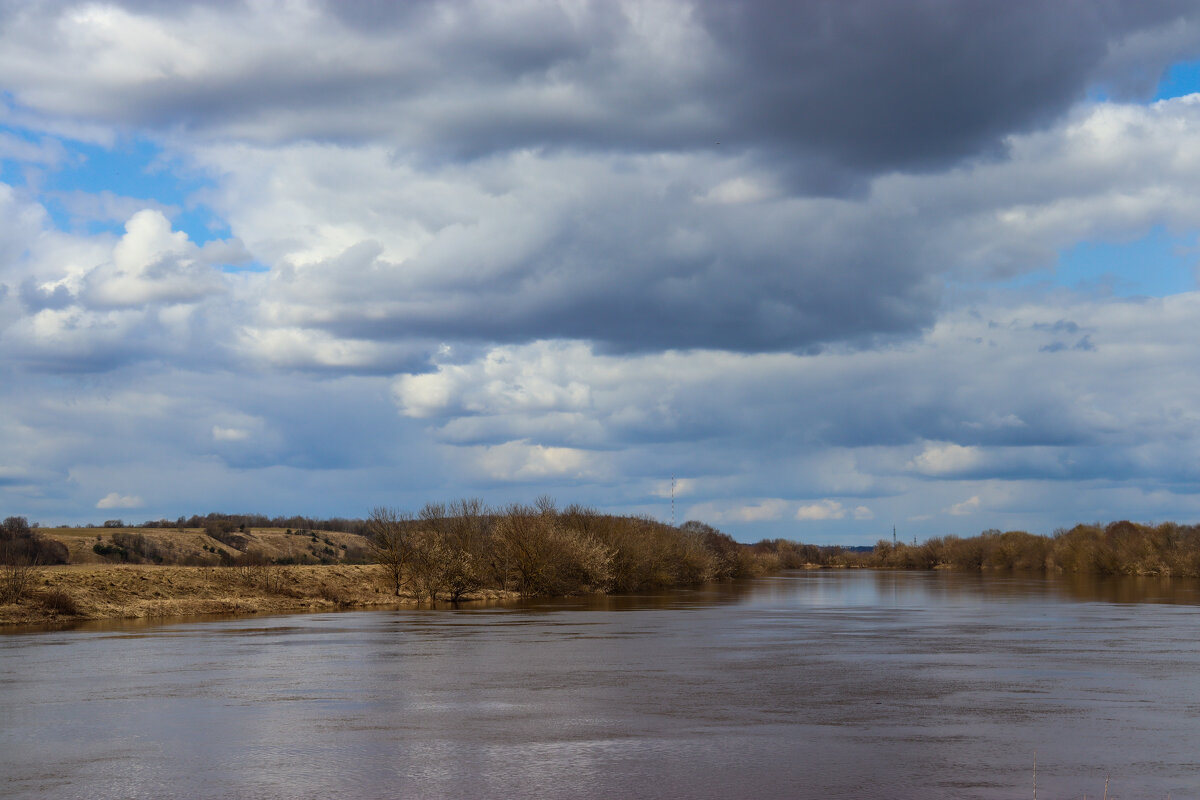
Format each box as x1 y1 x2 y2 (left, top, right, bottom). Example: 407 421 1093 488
3 570 1200 799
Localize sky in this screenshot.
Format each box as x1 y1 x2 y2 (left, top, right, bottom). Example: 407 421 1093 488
3 1 1200 543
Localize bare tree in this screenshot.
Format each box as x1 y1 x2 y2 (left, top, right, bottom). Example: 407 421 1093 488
1 517 38 604
491 500 613 597
368 507 414 596
404 500 491 604
411 503 450 603
444 498 489 602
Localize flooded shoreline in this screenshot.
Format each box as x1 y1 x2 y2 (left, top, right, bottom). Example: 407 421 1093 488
9 563 1200 632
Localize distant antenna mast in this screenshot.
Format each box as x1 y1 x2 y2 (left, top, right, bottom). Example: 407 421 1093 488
893 526 897 546
671 475 676 527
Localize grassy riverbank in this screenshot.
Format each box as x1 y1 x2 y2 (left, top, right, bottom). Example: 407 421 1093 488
0 563 515 626
0 505 791 626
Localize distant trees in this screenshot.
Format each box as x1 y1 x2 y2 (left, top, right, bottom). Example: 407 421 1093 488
749 536 845 570
852 520 1200 577
169 512 370 535
2 516 67 603
1 516 67 566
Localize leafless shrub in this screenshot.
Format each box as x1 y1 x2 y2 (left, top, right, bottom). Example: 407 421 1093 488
1 516 44 603
1 543 37 604
317 583 353 607
492 503 613 596
231 551 290 593
205 521 251 551
111 532 169 564
339 536 373 564
37 588 80 615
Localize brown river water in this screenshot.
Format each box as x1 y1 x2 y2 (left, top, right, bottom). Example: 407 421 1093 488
3 570 1200 799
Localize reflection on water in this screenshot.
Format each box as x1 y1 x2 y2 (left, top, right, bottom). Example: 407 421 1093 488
3 570 1200 799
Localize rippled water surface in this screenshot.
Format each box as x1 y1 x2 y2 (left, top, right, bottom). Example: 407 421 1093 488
4 570 1200 799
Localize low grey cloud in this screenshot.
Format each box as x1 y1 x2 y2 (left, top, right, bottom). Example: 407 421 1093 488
168 95 1200 361
1 1 1197 191
18 278 72 312
390 294 1200 493
0 362 443 521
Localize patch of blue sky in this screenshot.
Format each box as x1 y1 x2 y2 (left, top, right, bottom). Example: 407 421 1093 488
0 156 20 186
0 127 229 245
1084 59 1200 104
220 260 270 274
0 123 57 183
1154 60 1200 101
986 226 1197 297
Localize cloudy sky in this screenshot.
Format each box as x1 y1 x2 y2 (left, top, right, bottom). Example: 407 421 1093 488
3 0 1200 542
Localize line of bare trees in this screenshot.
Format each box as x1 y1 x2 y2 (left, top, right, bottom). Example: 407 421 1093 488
55 512 371 535
854 520 1200 576
367 498 774 601
1 516 68 604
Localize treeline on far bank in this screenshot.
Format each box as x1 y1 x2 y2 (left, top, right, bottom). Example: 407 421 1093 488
368 500 810 601
3 502 837 602
56 511 369 536
852 521 1200 577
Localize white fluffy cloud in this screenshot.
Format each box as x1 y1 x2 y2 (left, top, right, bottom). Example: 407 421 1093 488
86 210 222 305
96 492 143 509
795 500 848 521
650 477 695 499
0 200 246 372
909 444 984 477
946 496 983 517
468 440 604 482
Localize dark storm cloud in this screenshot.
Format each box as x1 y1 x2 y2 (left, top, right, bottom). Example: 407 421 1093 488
697 0 1200 186
238 151 946 355
5 1 1198 189
311 228 941 355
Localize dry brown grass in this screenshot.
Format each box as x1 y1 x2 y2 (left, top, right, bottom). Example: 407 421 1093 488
0 563 512 626
36 527 371 566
